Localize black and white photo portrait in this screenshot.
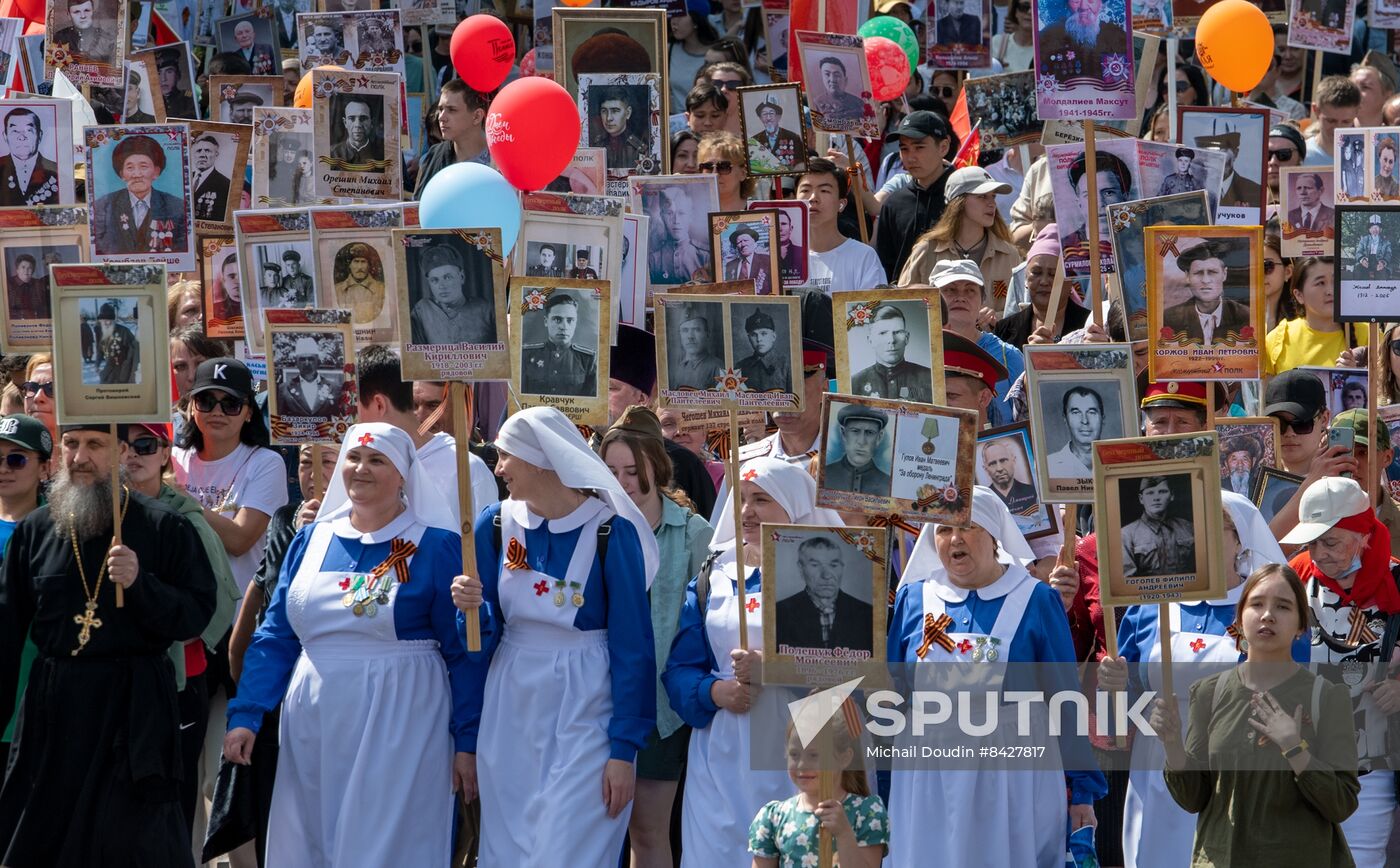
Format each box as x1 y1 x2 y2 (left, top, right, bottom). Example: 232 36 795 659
274 331 346 417
773 534 875 652
4 244 74 323
328 91 385 172
664 300 725 391
731 301 792 393
149 44 198 120
823 401 894 496
406 237 497 345
253 241 314 310
847 301 933 402
81 296 142 385
1117 473 1196 578
301 17 346 63
525 242 566 278
1180 108 1268 221
50 0 120 71
519 289 599 397
581 78 655 177
189 132 233 222
1040 381 1121 479
266 127 314 205
639 178 717 285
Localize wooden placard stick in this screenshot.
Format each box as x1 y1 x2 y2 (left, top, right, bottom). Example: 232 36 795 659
1157 601 1175 700
844 136 869 244
1167 39 1178 143
1368 321 1381 502
309 444 324 501
453 381 482 652
1082 121 1104 329
111 422 124 608
818 760 835 867
729 407 749 649
1063 503 1125 746
1044 258 1069 340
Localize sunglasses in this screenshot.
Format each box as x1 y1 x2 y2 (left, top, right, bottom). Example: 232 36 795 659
712 79 740 91
1390 341 1400 356
128 436 162 456
1278 415 1319 436
1263 260 1281 274
698 160 734 175
21 381 52 398
0 453 31 469
193 392 247 415
932 85 956 98
1174 80 1191 93
1269 147 1296 161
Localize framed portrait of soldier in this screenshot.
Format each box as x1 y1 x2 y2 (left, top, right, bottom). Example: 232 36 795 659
1106 190 1212 342
738 83 809 176
251 106 320 208
1031 0 1133 120
761 523 890 689
200 235 241 339
233 207 314 354
577 72 663 192
1287 0 1355 53
762 2 789 79
0 18 22 88
208 75 283 125
1215 417 1279 497
960 70 1039 149
297 11 352 67
394 227 510 382
508 277 611 425
710 210 781 296
48 262 170 424
816 393 977 525
46 0 127 87
309 204 401 346
653 291 801 412
749 199 810 289
1145 225 1263 381
1093 432 1226 607
629 173 720 289
1252 466 1304 523
794 31 879 139
266 308 356 444
217 11 282 74
553 8 669 119
0 206 88 348
187 121 250 233
1177 106 1268 225
514 208 622 317
1046 137 1141 279
131 42 200 121
1134 139 1226 215
976 423 1057 540
0 99 76 206
84 123 194 272
1279 166 1336 257
1336 204 1400 321
832 287 945 405
928 0 991 68
1025 342 1138 503
312 67 402 202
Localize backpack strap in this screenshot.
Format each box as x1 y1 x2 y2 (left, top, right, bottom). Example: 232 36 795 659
695 550 722 626
495 512 614 568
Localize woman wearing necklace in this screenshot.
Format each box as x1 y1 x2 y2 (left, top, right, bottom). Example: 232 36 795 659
223 422 473 866
897 166 1019 311
1161 563 1359 866
451 406 658 867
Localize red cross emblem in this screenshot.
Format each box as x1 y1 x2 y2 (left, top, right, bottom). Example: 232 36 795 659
339 577 351 590
956 639 973 654
746 598 760 612
1190 638 1206 653
742 469 759 481
533 580 549 596
358 432 375 446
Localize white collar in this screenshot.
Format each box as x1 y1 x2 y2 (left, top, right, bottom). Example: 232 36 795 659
417 431 454 458
926 563 1032 603
330 509 416 543
502 495 609 533
128 191 151 209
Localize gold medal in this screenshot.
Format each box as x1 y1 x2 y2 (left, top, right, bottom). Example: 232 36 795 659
352 602 365 616
554 590 566 607
571 592 585 608
342 591 355 607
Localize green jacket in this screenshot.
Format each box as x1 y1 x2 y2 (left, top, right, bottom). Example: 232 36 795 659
652 497 714 737
159 483 241 689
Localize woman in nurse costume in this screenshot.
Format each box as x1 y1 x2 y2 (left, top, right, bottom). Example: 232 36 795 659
887 486 1106 867
1101 491 1306 868
451 406 659 868
662 456 845 867
223 423 473 867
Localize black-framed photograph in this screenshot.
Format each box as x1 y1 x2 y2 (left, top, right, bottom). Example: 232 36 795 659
312 67 402 202
216 11 281 74
1252 466 1304 523
394 227 510 382
84 123 194 271
976 423 1058 540
265 308 357 444
509 277 611 425
738 83 809 176
1336 203 1400 322
1177 105 1268 226
0 99 75 206
0 206 89 348
710 209 781 295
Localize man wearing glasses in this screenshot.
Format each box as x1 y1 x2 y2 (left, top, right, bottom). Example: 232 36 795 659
1264 369 1359 538
1267 124 1306 203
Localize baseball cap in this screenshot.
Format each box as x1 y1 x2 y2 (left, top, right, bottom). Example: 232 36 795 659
189 357 255 401
1280 476 1371 545
928 258 984 288
872 0 912 12
1264 369 1327 419
0 414 51 458
944 166 1014 202
887 110 951 142
1330 408 1391 450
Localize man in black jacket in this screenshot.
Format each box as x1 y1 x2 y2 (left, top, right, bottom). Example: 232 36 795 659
873 110 956 281
775 535 873 651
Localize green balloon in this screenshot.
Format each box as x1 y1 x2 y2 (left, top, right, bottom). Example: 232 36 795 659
858 15 918 73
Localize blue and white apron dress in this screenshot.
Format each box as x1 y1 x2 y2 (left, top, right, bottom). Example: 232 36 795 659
477 499 631 868
270 520 454 866
679 560 792 868
887 572 1066 868
1121 605 1239 868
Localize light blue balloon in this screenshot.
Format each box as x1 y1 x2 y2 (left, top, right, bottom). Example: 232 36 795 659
419 162 522 253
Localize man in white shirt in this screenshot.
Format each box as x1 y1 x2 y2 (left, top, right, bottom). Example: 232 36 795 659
796 158 886 293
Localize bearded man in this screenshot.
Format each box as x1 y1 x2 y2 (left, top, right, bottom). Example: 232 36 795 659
1037 0 1128 81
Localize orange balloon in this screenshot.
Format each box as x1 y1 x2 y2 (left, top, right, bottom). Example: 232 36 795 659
559 0 592 6
294 64 341 109
1195 0 1273 94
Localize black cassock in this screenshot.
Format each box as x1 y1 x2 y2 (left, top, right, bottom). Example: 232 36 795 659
0 492 216 868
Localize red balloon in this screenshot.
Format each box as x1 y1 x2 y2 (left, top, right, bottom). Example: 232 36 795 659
486 77 581 192
864 36 910 103
451 15 515 92
12 0 42 25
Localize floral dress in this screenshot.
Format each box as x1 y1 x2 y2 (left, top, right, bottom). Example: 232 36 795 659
748 792 889 867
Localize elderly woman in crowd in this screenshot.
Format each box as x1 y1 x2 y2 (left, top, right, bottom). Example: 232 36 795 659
888 486 1106 866
697 130 756 213
663 456 844 866
452 406 658 867
224 423 472 866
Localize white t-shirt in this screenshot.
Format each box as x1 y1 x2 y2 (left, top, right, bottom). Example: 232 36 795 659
805 237 888 294
173 442 290 593
416 432 500 526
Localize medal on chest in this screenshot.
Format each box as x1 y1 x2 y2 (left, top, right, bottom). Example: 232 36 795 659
336 537 417 617
552 577 584 608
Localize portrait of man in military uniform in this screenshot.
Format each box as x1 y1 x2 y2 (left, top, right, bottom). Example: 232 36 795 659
278 248 314 307
648 185 712 284
152 47 197 120
732 305 791 393
51 0 117 68
824 402 893 496
526 243 565 277
328 93 385 172
190 133 231 222
83 299 141 385
0 107 59 207
258 261 284 308
225 90 265 125
520 290 598 397
1118 474 1196 578
1181 113 1266 213
849 303 932 402
1157 148 1204 197
332 241 386 325
665 301 724 391
584 81 653 177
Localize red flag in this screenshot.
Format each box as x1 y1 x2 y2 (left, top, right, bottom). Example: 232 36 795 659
949 86 971 142
953 122 981 170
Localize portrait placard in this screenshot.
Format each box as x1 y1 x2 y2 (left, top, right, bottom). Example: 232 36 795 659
1024 343 1139 503
265 307 357 445
961 70 1040 148
1132 0 1171 34
710 210 781 295
762 2 789 79
1380 404 1400 499
49 262 170 424
17 34 45 93
619 212 648 326
629 173 720 289
1336 128 1367 202
188 120 250 233
738 83 810 176
578 72 663 192
1032 0 1134 120
310 204 401 346
133 43 199 121
251 106 322 208
794 31 878 138
928 0 991 69
1093 432 1226 607
1296 365 1369 415
0 18 23 88
1107 190 1212 342
1336 203 1400 321
297 9 404 76
1177 106 1268 225
311 68 402 203
750 199 809 288
1215 416 1280 497
976 423 1058 540
315 0 383 10
1046 137 1140 277
761 523 890 689
552 8 669 119
831 287 945 404
0 206 89 349
394 227 510 382
390 0 453 26
515 209 622 333
1252 466 1304 523
1287 0 1356 54
84 123 195 272
816 393 978 526
201 234 241 339
508 277 611 425
233 206 315 354
1136 139 1226 210
1144 225 1263 381
47 0 128 87
216 10 283 72
1279 166 1336 257
125 54 163 122
208 75 284 125
0 99 76 206
653 290 802 411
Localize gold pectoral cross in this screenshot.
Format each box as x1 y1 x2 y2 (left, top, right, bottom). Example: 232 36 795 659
71 600 102 656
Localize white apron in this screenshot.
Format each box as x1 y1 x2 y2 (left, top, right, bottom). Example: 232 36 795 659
270 518 454 868
477 499 632 868
679 560 792 868
886 571 1067 868
1121 604 1239 868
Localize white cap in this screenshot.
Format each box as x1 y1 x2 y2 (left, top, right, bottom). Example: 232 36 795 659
929 258 984 289
293 336 320 358
1279 476 1370 545
944 166 1014 202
